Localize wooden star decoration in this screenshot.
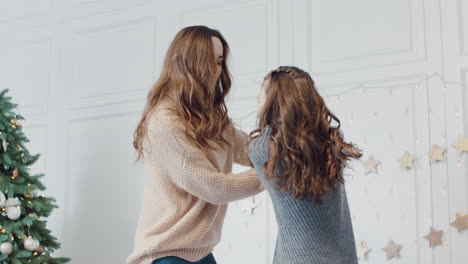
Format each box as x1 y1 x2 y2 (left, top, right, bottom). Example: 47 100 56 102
424 227 443 247
452 136 468 154
356 241 371 261
399 151 415 169
427 144 446 163
240 197 257 214
362 156 380 174
450 213 468 232
382 240 401 260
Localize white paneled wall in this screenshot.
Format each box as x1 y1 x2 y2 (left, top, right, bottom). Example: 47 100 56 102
0 0 467 263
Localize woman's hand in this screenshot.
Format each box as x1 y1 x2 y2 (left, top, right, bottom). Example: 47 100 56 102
245 168 257 176
244 168 264 192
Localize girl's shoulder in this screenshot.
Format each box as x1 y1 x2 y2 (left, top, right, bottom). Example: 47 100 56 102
248 126 272 166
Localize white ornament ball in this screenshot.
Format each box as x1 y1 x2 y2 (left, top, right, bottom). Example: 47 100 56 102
6 206 21 220
33 239 40 249
0 192 5 208
0 242 12 255
5 198 21 220
24 237 39 251
5 198 20 207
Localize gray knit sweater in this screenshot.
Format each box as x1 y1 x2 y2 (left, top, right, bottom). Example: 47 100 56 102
248 127 358 264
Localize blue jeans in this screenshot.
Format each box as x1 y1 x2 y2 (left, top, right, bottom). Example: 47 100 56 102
152 253 217 264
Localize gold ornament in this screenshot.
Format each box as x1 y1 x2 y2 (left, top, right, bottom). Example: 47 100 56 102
424 227 443 247
10 119 19 129
36 245 44 253
12 169 19 179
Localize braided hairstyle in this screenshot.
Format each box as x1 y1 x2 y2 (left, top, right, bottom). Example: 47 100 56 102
250 66 362 203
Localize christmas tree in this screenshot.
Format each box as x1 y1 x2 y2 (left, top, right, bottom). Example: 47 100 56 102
0 89 70 264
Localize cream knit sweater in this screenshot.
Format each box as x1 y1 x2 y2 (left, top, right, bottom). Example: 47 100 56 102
127 102 264 264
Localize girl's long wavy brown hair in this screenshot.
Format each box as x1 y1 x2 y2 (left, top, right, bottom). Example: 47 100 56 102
133 26 234 161
251 66 362 203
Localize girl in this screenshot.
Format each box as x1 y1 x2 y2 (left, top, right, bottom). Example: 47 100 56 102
127 26 263 264
248 66 362 264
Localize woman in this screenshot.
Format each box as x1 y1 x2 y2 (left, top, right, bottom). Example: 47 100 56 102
127 26 263 264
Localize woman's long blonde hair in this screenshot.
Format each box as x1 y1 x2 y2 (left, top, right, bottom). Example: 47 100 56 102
133 26 233 161
251 66 362 203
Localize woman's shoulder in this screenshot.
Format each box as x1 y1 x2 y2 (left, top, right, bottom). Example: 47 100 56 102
148 99 176 120
147 100 185 130
148 108 175 134
146 102 196 153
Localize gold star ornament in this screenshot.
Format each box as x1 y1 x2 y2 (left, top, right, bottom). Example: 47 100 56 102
240 197 257 215
362 156 380 174
382 240 401 260
427 144 446 162
399 151 415 169
424 227 443 247
452 136 468 154
450 213 468 232
356 241 371 261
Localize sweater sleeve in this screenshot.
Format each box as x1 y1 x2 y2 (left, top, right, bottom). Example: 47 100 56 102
248 127 272 166
149 118 263 205
232 128 253 167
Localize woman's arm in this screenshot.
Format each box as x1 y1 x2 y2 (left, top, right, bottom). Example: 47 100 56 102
173 150 262 205
232 127 254 167
148 118 263 205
